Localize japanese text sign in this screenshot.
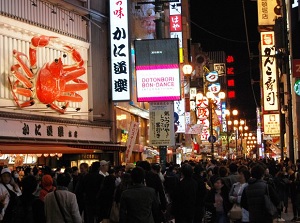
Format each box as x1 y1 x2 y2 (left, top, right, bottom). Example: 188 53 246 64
260 31 279 111
125 121 139 163
263 114 280 135
257 0 281 26
149 102 175 146
110 0 131 101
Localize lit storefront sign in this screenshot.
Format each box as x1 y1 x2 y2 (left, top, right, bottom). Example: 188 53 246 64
257 0 282 26
125 121 139 163
135 39 180 102
214 63 226 76
149 102 175 146
260 31 279 111
110 0 131 101
263 113 280 135
0 119 110 142
174 99 186 133
294 79 300 96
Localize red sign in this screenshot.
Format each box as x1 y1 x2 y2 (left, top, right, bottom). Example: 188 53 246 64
293 59 300 77
170 15 182 32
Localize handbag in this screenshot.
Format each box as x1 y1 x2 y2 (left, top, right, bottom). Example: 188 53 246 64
228 203 242 220
109 201 120 222
264 185 277 216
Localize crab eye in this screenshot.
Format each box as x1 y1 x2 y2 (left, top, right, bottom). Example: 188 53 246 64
54 59 59 63
63 54 67 58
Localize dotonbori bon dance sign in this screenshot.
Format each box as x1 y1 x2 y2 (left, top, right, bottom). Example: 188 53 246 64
134 39 180 102
260 31 279 111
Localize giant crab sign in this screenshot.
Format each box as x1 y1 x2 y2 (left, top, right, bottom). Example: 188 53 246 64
9 35 88 114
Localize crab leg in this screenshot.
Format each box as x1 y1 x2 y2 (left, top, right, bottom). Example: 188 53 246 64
12 51 34 79
63 46 84 71
29 35 57 72
48 102 69 114
63 67 86 82
64 79 88 92
8 77 34 108
11 64 33 89
57 93 83 102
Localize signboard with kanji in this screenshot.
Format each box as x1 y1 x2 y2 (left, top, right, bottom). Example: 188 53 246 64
135 39 180 102
125 121 139 163
110 0 131 101
263 113 280 135
257 0 281 26
260 31 279 111
149 102 175 146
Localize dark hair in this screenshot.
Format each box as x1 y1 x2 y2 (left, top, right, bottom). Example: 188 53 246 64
229 163 238 173
137 161 151 172
181 163 193 178
251 164 265 179
219 166 228 177
56 173 71 187
24 167 32 176
131 167 145 184
194 164 204 175
240 169 251 182
91 162 100 173
151 163 161 173
71 166 78 172
22 175 37 194
238 165 248 173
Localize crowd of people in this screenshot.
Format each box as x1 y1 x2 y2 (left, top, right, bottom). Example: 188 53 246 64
0 157 298 223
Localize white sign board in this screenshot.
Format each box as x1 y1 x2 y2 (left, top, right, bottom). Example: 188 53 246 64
261 32 279 111
149 102 175 146
110 0 130 101
263 114 280 135
257 0 281 26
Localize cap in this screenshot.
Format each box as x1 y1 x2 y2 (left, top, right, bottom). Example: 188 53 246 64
1 168 11 175
100 160 109 166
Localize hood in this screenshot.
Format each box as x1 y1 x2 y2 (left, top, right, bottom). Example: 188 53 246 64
42 174 53 189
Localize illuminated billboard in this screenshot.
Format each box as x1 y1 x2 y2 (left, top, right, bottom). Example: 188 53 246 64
135 39 180 102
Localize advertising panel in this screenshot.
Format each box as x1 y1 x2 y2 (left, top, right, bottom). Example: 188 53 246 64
149 102 175 146
135 39 180 102
257 0 281 26
110 0 131 101
260 31 279 111
263 113 280 135
125 121 139 163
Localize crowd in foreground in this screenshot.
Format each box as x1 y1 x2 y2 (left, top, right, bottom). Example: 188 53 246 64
0 158 298 223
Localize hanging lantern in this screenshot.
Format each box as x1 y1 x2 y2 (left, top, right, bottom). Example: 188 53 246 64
50 153 55 157
43 154 49 157
57 153 63 158
36 154 42 157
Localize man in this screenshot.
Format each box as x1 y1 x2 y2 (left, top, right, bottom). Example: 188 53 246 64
99 160 109 177
44 173 82 223
241 163 280 223
119 167 160 223
74 162 89 215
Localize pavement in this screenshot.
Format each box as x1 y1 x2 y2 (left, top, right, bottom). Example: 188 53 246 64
279 198 296 223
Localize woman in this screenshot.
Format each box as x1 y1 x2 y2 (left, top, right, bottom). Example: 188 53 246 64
39 174 56 202
0 168 22 222
229 166 250 223
204 177 231 223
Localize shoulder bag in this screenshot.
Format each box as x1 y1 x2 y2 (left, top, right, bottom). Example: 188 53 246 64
228 185 242 220
264 184 277 216
54 190 68 223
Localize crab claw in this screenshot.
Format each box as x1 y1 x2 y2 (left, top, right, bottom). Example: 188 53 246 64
31 35 58 48
64 45 84 67
13 50 34 79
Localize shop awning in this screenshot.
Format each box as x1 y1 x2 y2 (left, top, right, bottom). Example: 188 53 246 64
0 143 126 154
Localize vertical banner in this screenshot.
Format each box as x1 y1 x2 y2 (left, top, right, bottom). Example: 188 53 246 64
110 0 130 101
174 99 186 133
149 102 175 146
260 31 279 111
125 121 139 163
257 0 281 26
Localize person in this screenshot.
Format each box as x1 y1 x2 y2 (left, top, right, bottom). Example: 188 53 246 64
0 167 22 222
99 160 110 177
44 173 82 223
12 175 45 223
74 162 89 215
171 163 198 223
82 161 104 223
241 163 280 223
204 177 231 223
229 166 250 223
119 166 160 223
226 163 239 189
39 174 56 202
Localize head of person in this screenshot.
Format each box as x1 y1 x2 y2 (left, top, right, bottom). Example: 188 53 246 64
56 173 71 187
136 160 151 172
131 166 145 184
1 168 12 184
181 163 193 178
71 166 79 176
229 163 238 173
79 163 89 174
219 166 228 177
91 161 100 173
238 168 251 183
41 174 54 190
22 175 38 194
100 160 109 173
213 177 224 190
251 164 265 180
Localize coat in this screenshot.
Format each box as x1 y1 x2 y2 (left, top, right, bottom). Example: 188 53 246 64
119 184 160 223
44 187 82 223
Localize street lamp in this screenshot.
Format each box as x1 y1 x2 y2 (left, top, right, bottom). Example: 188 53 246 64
206 91 225 160
225 109 238 158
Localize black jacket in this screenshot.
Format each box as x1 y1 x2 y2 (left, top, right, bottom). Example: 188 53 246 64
241 178 280 223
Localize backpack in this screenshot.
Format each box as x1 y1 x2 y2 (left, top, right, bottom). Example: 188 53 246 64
2 184 19 223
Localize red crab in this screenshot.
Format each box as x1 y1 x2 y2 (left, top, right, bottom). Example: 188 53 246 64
9 35 88 114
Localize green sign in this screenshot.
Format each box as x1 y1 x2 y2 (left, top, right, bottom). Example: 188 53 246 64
294 80 300 96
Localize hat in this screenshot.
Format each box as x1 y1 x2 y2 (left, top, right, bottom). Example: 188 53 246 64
100 160 109 166
1 168 11 175
41 174 53 189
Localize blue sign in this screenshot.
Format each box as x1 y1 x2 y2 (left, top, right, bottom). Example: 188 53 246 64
208 135 217 143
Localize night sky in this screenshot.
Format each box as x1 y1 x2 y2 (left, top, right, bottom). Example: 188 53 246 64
190 0 261 129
